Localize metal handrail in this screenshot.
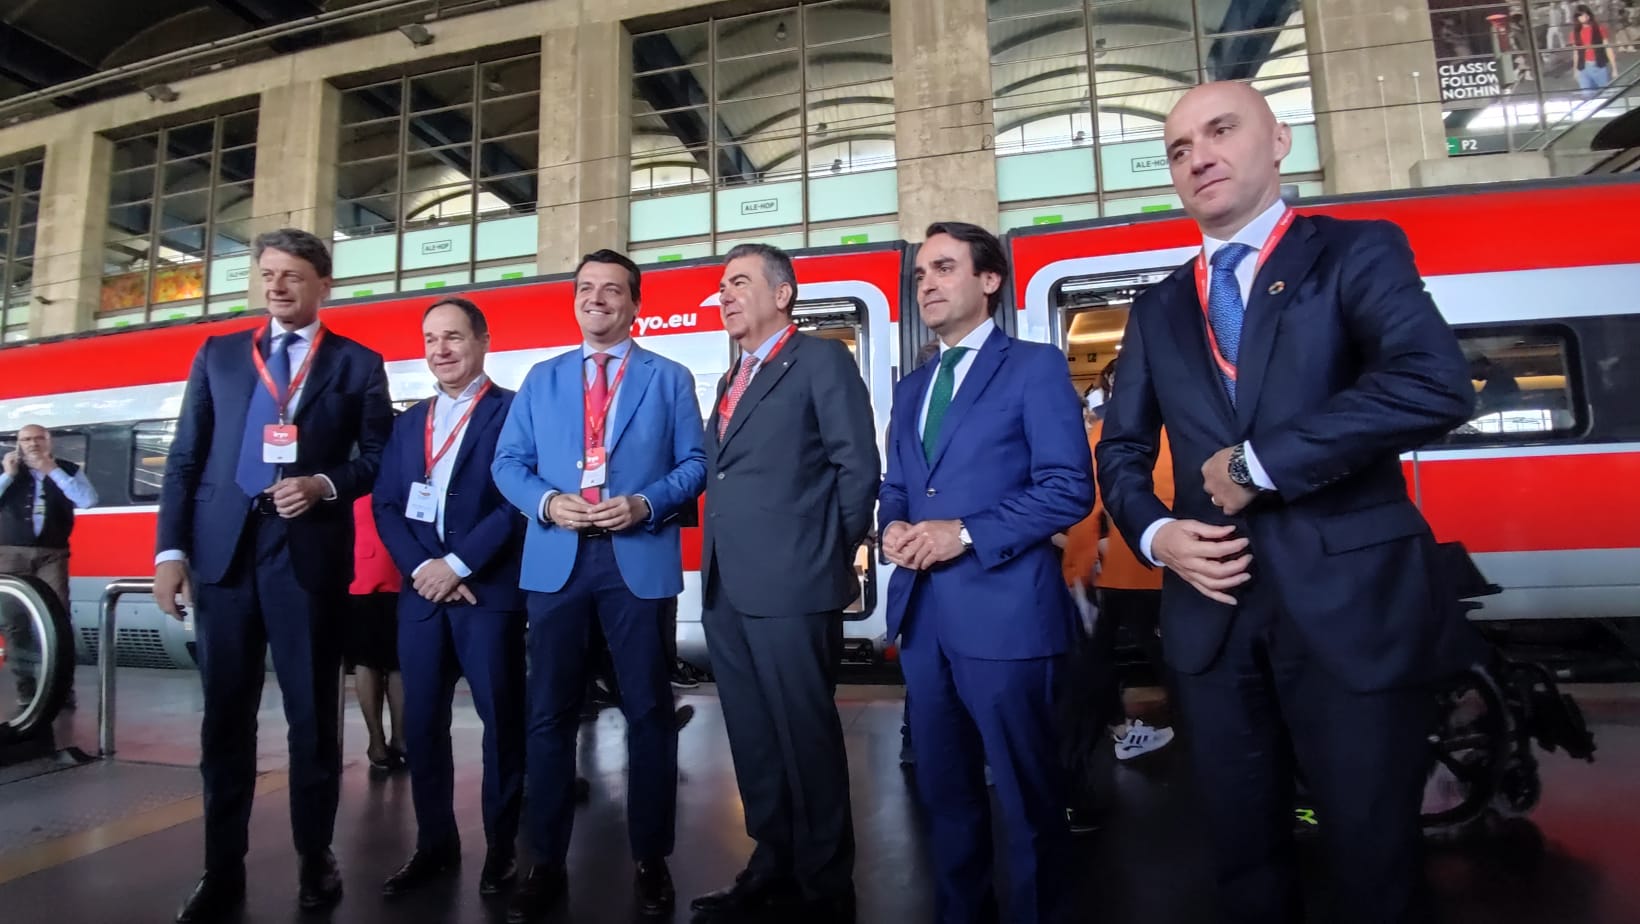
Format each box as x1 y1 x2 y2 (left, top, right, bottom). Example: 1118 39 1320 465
1517 58 1640 153
97 578 156 758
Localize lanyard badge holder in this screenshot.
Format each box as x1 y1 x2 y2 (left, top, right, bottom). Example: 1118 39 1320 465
254 326 325 466
407 381 492 523
1192 209 1295 385
581 352 632 494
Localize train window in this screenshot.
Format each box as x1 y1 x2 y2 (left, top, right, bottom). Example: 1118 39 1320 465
130 420 177 501
1445 325 1584 444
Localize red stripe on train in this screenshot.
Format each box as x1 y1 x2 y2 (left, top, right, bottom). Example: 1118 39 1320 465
1010 183 1640 309
1413 451 1640 554
70 511 711 579
0 250 903 400
67 450 1640 579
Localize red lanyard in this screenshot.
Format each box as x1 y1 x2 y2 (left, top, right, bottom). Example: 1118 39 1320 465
423 379 492 478
717 324 796 421
1193 208 1295 383
583 349 633 449
251 325 325 423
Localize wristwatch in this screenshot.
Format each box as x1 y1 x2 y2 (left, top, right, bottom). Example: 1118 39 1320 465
1228 444 1257 490
957 521 973 550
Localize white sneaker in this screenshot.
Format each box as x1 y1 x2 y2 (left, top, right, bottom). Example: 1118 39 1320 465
1114 720 1175 760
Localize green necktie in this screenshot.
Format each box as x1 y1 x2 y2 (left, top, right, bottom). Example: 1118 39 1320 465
922 346 970 462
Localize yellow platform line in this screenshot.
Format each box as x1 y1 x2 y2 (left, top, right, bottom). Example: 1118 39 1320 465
0 770 290 885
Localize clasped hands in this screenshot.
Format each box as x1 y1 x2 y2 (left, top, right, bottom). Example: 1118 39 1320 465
547 492 649 533
881 519 967 571
1151 445 1258 605
413 558 476 605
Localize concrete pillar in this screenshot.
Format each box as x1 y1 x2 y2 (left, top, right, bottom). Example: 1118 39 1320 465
31 127 111 339
250 80 340 302
1304 0 1447 194
537 20 631 273
891 0 998 238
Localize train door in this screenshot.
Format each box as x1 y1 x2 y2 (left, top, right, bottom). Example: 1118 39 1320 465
792 298 880 632
1048 268 1175 400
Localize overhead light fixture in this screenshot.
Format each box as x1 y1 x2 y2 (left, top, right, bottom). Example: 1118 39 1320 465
775 20 787 41
398 23 434 47
144 84 179 103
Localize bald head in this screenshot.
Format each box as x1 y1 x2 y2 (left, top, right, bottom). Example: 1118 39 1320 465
1163 81 1291 240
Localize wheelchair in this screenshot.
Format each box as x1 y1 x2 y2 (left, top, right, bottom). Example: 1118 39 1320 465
1294 543 1598 840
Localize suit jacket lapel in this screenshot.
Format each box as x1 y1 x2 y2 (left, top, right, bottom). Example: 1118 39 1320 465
899 359 936 477
291 331 343 424
719 333 802 451
557 350 587 448
1168 268 1237 429
228 329 261 443
450 387 504 479
604 347 654 454
929 326 1008 472
1234 217 1323 432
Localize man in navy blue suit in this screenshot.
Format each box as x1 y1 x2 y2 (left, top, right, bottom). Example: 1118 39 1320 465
492 250 706 921
154 229 393 922
371 297 527 899
1097 82 1475 924
879 222 1094 924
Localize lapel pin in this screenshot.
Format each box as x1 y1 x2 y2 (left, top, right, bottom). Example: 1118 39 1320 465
1267 281 1286 295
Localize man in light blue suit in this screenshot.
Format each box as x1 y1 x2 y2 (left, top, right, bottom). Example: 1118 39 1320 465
879 222 1094 924
492 249 707 922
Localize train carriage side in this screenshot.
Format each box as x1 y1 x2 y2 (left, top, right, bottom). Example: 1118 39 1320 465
0 243 908 672
1003 176 1640 629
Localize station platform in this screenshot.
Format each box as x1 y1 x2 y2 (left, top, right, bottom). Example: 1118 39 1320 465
1 667 1638 923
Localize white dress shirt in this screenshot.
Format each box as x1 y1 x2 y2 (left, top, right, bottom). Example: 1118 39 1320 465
538 339 653 524
411 374 489 580
155 317 335 567
918 318 996 435
1137 199 1285 566
0 466 99 533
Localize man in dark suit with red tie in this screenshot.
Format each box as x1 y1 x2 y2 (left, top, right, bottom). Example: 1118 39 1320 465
154 229 393 922
1096 82 1475 924
691 243 879 923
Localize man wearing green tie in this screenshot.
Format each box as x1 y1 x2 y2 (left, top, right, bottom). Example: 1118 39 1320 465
879 222 1093 923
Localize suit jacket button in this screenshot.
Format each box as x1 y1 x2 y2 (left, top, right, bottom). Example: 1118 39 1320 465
925 488 937 496
717 472 726 480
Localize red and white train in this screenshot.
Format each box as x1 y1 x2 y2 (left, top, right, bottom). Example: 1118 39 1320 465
2 176 1635 672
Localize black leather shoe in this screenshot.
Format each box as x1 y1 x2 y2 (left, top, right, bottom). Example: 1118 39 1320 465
298 850 343 911
175 872 246 923
635 859 674 916
689 869 801 914
504 864 566 923
479 848 517 895
381 844 460 897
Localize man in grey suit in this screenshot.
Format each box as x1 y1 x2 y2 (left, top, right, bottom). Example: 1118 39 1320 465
690 243 880 924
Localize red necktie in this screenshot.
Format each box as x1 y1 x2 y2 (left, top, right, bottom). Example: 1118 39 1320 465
582 352 611 502
717 355 760 439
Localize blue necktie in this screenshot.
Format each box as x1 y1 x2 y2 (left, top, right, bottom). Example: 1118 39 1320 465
1207 243 1252 402
235 333 291 500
